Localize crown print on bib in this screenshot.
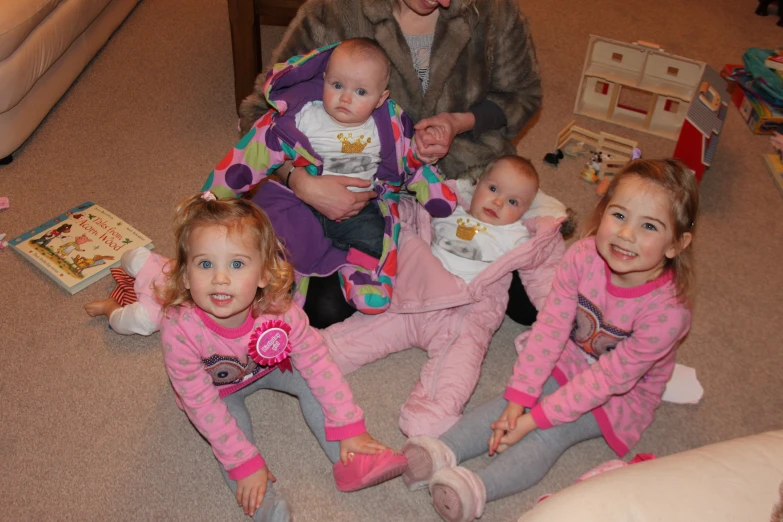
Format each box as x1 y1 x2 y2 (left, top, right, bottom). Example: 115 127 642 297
337 133 371 153
456 218 487 241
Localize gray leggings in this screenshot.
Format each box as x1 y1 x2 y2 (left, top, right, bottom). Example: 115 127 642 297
219 367 340 521
440 378 601 502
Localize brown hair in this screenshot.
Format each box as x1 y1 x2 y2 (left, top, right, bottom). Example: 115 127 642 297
332 38 391 86
582 159 699 306
159 193 294 316
482 154 540 191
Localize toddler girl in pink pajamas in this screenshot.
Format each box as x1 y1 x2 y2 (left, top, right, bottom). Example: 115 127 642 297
401 159 700 522
158 192 406 522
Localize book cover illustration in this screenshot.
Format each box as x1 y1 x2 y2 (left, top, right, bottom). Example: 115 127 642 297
10 202 154 294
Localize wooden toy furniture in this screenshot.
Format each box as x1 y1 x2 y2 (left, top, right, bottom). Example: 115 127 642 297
553 121 638 177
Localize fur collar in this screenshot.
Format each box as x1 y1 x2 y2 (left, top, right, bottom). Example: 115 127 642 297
361 0 472 117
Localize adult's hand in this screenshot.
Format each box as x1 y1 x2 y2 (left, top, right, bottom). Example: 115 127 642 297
414 111 475 163
288 167 376 221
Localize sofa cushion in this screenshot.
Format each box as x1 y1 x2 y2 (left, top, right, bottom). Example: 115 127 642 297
0 0 61 62
0 0 115 112
518 430 783 522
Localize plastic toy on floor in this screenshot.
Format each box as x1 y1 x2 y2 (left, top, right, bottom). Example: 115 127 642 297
579 151 603 183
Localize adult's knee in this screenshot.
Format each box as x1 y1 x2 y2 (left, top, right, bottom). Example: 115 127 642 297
506 271 538 326
303 273 355 328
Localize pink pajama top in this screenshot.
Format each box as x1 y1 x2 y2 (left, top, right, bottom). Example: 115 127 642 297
161 302 366 480
504 237 692 456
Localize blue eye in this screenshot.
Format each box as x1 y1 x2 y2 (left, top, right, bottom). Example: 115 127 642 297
509 199 518 206
643 223 658 232
199 260 212 269
356 88 367 96
612 212 625 220
333 82 342 90
231 260 244 269
489 185 497 193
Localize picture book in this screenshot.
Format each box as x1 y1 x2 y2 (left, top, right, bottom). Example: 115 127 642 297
763 153 783 198
10 202 154 295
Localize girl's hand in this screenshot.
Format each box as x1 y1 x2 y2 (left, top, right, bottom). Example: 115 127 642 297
339 433 390 465
289 167 376 220
236 466 275 516
488 402 535 456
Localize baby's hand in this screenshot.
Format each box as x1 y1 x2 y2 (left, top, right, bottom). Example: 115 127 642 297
426 125 446 143
235 466 276 516
339 433 390 465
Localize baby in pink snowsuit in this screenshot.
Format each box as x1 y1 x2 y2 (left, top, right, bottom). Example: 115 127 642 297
324 156 568 437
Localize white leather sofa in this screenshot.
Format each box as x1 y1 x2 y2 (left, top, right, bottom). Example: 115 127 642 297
518 429 783 522
0 0 141 164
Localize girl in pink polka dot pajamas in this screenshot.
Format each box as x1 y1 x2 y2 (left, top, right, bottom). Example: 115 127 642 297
158 193 406 522
400 159 700 522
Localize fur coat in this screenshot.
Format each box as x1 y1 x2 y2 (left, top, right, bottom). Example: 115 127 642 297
239 0 542 179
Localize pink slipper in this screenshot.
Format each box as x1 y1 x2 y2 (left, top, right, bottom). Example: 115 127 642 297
429 467 486 522
333 450 408 492
401 436 457 491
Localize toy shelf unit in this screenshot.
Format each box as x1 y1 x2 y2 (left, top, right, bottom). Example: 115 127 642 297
574 35 706 140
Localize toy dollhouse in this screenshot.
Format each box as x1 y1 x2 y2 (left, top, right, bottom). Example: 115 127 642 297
574 36 706 140
672 66 730 182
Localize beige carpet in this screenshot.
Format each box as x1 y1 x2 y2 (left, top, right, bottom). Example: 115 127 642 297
1 0 782 520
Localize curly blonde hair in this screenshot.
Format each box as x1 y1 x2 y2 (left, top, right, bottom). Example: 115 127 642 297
581 159 699 307
159 193 294 317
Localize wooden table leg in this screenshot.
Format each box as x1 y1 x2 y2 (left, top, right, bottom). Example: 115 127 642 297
227 0 262 115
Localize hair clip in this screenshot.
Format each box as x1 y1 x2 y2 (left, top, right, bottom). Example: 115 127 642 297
201 191 217 202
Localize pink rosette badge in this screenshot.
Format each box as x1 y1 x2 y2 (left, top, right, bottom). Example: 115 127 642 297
248 320 292 367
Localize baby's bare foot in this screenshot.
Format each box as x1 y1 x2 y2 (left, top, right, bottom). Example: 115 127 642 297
84 298 115 317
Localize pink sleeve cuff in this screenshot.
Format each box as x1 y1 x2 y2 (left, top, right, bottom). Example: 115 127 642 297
530 404 554 430
504 386 539 408
226 453 266 481
324 419 367 441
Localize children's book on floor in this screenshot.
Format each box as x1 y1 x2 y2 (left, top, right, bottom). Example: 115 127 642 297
10 202 154 295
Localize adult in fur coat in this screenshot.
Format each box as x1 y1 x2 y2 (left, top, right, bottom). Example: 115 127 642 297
238 0 543 327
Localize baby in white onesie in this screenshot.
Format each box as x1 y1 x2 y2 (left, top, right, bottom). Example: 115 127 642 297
431 155 540 282
294 38 391 260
